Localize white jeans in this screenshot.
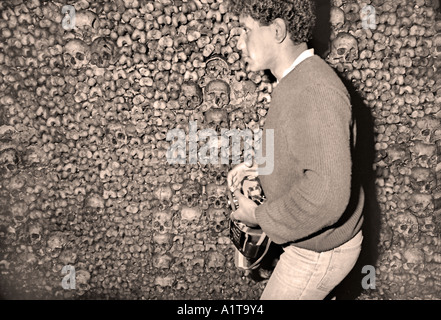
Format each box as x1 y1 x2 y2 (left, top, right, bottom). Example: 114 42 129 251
261 231 363 300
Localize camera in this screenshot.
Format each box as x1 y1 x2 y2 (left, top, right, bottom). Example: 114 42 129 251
228 176 271 270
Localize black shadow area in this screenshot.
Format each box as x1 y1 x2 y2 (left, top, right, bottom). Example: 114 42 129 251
333 76 382 300
309 0 381 300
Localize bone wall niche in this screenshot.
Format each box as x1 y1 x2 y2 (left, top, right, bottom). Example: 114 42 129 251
0 0 439 300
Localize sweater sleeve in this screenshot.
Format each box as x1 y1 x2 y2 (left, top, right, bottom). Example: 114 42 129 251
255 84 353 244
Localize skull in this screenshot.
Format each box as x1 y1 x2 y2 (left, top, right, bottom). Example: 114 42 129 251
432 33 441 59
59 248 78 265
152 210 174 234
154 275 175 288
207 164 229 185
75 269 91 293
180 180 202 207
111 127 129 148
409 193 433 215
153 184 174 209
207 207 229 233
73 10 100 41
85 192 105 209
233 80 257 100
0 148 19 178
206 251 226 269
189 110 205 126
418 216 436 234
188 257 205 274
378 224 393 250
179 81 203 110
24 144 48 166
409 141 436 160
387 248 403 273
63 39 90 69
330 6 345 29
204 108 229 133
152 253 173 269
409 167 435 196
205 55 230 79
328 32 359 64
204 79 230 108
18 252 37 266
206 182 228 209
180 206 203 228
413 116 440 143
403 248 424 273
242 81 258 108
11 201 28 226
395 211 419 239
331 0 343 7
6 173 27 192
28 222 43 245
46 232 67 258
90 37 117 68
433 128 441 143
386 145 410 164
229 108 246 130
152 233 173 250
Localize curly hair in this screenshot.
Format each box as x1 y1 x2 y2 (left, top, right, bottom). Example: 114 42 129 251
226 0 316 44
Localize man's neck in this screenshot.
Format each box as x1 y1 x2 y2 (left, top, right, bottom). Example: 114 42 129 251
271 42 308 82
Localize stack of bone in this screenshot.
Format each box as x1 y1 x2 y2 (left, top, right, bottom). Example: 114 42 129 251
0 0 269 299
0 0 439 300
327 0 441 299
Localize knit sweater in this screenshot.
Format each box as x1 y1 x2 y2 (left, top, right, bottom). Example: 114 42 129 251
255 55 364 252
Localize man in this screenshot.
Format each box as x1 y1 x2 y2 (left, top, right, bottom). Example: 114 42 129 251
226 0 365 300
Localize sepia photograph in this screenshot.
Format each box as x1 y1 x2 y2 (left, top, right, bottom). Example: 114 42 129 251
0 0 440 307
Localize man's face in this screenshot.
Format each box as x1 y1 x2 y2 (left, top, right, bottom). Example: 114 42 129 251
237 15 276 72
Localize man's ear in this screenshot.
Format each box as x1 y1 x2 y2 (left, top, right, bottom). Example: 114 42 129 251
272 18 288 43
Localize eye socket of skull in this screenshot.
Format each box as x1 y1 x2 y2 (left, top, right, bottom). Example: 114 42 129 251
191 95 201 104
337 48 347 55
76 52 85 61
207 92 216 101
31 233 40 240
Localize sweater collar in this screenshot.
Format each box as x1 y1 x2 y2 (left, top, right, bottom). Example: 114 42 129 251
278 48 315 83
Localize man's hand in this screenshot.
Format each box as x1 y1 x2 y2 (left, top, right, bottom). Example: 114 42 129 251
227 162 258 193
230 189 259 227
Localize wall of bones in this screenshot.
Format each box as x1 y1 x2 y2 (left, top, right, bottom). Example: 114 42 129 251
0 0 440 299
